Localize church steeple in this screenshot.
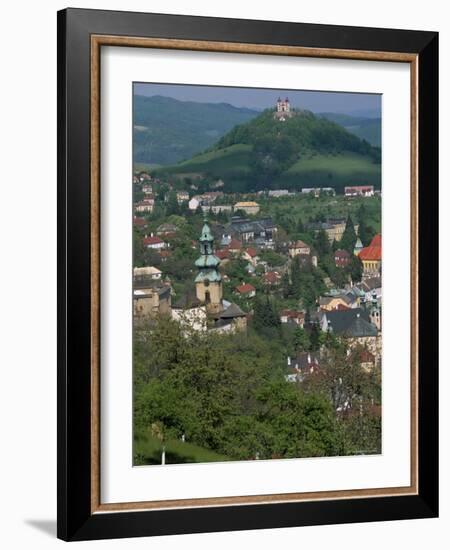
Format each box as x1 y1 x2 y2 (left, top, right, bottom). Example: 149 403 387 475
194 215 223 313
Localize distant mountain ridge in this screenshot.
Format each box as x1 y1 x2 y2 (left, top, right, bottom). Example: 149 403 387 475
133 95 259 165
318 112 381 147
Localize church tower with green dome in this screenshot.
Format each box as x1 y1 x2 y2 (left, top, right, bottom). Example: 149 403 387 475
195 216 223 313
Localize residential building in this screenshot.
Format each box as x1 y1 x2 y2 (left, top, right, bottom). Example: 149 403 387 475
306 218 358 242
224 217 277 246
235 283 256 298
355 276 382 304
320 308 380 358
143 235 166 249
242 247 259 266
176 191 189 204
262 271 281 285
133 278 171 320
288 240 311 258
334 249 351 268
215 249 230 262
280 310 305 327
210 204 233 214
233 201 260 215
319 294 355 311
268 189 290 197
133 216 148 229
227 239 242 254
188 197 200 211
133 266 162 280
345 185 375 197
285 352 320 383
135 199 154 213
156 223 178 237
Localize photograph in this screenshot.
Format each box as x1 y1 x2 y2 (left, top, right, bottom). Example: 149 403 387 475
132 83 383 466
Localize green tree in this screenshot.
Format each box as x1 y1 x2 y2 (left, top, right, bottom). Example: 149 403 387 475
340 215 357 253
314 229 331 256
253 296 280 331
294 326 310 352
309 323 322 351
348 255 363 283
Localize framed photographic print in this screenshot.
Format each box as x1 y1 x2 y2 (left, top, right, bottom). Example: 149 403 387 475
57 8 439 541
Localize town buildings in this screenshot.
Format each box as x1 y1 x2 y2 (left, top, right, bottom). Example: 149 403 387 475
344 185 375 197
233 201 260 215
133 278 171 319
288 240 311 258
359 234 382 277
334 249 351 268
224 216 277 247
143 235 166 249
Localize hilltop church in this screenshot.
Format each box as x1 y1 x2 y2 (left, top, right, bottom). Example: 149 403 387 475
274 97 295 121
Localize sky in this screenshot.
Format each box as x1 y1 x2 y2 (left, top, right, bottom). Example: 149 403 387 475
134 82 381 118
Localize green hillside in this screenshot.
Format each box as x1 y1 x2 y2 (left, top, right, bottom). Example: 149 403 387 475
155 108 381 193
133 95 259 165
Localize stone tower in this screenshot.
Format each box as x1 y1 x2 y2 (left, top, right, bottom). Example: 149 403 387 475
195 216 223 314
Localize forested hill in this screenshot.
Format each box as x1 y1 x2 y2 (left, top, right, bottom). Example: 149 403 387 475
214 108 379 161
156 108 381 193
133 95 259 166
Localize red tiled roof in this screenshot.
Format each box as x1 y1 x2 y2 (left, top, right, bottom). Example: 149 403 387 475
262 271 281 284
133 217 147 226
359 234 382 261
228 239 242 250
370 234 382 248
143 236 164 246
235 283 256 294
335 249 350 258
245 247 258 257
215 249 230 260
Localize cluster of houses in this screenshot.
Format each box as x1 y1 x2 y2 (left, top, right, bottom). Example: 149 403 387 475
132 172 382 384
187 194 261 216
133 169 379 221
133 218 249 334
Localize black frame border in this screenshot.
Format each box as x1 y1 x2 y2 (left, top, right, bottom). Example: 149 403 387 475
57 8 438 541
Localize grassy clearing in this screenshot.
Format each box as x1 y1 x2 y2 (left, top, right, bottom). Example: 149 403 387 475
134 431 231 466
158 144 253 176
287 151 380 177
276 151 381 190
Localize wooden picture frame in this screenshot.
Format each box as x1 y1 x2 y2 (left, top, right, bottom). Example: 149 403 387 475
57 8 438 541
